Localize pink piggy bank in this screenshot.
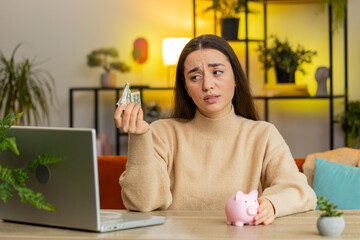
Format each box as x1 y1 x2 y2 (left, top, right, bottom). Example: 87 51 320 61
225 190 259 226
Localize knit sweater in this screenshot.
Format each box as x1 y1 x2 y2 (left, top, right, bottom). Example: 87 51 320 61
119 107 317 217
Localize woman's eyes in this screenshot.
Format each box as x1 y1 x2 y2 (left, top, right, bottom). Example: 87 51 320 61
189 70 223 80
190 75 200 80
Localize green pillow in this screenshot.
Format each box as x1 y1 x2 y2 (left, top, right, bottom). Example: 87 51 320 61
313 157 360 210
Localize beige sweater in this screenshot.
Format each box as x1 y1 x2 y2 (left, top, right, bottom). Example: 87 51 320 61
119 108 316 217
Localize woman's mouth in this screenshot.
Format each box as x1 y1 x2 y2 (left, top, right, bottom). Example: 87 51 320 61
204 95 219 104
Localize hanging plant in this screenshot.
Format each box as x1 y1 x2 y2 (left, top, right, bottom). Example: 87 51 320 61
319 0 347 31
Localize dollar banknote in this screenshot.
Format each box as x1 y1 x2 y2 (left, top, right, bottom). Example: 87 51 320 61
131 92 141 105
116 82 141 108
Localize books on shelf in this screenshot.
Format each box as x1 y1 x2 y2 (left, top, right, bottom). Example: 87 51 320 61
261 83 310 97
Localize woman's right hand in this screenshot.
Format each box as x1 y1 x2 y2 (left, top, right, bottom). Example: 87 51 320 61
114 102 150 135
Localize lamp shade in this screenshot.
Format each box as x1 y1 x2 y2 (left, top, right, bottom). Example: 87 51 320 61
162 38 190 66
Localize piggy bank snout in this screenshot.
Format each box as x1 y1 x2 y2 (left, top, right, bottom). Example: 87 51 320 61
247 206 257 216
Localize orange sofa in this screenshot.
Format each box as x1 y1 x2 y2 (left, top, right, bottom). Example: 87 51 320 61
97 156 305 209
97 156 127 209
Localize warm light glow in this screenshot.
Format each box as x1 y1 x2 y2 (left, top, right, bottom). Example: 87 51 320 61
162 38 190 66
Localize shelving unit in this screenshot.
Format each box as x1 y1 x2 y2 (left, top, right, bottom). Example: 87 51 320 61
69 86 173 155
192 0 348 149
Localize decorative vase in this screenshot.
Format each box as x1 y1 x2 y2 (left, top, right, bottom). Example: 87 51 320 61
317 216 345 237
100 72 117 88
221 18 239 40
275 66 295 84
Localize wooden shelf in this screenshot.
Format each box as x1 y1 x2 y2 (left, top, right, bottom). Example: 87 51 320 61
254 95 346 100
193 0 348 150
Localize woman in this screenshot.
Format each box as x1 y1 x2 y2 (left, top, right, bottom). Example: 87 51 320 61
114 34 316 225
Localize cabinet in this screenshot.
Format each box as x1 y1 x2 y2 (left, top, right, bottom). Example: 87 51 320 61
192 0 348 150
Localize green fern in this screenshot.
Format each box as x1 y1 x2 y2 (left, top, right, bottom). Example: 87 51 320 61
16 187 57 211
0 137 19 155
0 181 14 202
0 113 61 211
0 112 22 155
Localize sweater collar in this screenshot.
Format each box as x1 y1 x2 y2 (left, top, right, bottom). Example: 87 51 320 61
191 105 239 133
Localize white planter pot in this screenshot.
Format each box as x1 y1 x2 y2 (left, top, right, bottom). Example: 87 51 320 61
317 216 345 237
100 72 116 88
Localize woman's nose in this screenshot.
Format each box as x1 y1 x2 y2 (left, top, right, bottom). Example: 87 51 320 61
202 74 214 91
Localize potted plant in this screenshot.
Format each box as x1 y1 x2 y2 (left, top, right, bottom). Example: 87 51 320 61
0 43 57 126
257 36 317 83
340 101 360 148
87 47 130 88
0 113 61 211
204 0 252 40
317 196 345 237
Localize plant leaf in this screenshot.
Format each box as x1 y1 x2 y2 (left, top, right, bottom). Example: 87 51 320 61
25 153 62 171
16 187 57 211
0 137 19 155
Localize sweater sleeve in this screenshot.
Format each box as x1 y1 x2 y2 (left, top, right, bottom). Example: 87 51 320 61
260 125 317 218
119 124 173 212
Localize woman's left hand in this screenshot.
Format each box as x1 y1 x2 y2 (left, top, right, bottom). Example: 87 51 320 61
254 198 275 225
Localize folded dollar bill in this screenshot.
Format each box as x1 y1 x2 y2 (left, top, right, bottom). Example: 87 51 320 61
116 82 141 108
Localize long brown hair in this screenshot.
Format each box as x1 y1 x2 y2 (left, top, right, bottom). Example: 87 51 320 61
171 34 259 121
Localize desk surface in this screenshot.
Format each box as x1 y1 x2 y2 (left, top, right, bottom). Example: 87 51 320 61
1 210 359 240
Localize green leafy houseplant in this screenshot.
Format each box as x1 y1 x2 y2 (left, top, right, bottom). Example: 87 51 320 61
0 44 57 126
257 36 317 83
340 101 360 148
0 113 61 211
87 47 131 87
317 196 343 217
204 0 255 40
204 0 248 19
87 47 130 74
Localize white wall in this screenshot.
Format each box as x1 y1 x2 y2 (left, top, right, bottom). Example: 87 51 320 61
0 0 191 154
0 0 359 157
348 0 360 101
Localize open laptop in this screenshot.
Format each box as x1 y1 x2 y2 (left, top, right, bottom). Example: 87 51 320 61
0 126 165 232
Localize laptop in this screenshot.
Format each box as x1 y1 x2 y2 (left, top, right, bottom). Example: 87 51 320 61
0 126 165 232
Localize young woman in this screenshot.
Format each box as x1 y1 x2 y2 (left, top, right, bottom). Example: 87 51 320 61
114 34 316 225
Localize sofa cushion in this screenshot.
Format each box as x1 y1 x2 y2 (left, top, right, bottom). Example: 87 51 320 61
313 157 360 210
303 147 360 186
